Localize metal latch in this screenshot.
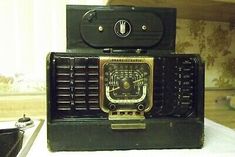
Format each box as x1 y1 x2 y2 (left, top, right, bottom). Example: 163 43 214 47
109 111 146 130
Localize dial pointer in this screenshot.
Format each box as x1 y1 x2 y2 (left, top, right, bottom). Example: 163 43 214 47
109 86 120 92
133 78 144 84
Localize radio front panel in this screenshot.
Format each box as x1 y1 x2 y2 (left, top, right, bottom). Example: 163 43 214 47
47 53 204 121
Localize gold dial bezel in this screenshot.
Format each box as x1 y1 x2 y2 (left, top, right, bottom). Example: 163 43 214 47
99 56 154 113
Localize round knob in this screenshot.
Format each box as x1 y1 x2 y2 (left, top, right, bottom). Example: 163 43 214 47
109 104 117 111
137 104 145 111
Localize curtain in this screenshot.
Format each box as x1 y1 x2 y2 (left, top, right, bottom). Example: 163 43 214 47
0 0 105 94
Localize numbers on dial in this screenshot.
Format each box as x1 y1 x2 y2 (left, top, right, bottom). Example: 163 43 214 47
104 63 150 104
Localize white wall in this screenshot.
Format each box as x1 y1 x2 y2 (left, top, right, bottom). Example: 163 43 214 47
0 0 66 78
0 0 106 92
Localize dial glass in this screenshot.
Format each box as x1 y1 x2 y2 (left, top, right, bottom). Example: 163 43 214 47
104 63 150 104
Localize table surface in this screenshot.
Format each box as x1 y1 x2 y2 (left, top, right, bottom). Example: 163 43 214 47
27 119 235 157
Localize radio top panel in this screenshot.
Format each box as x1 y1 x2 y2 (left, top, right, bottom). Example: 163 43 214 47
66 5 176 54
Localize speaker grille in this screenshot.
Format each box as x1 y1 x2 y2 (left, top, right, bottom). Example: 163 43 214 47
54 56 102 118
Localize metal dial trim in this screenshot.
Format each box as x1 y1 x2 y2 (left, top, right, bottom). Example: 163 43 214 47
99 56 154 113
105 85 147 104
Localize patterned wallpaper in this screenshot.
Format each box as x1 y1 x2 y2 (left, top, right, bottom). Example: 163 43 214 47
176 19 235 88
0 73 45 94
0 19 234 94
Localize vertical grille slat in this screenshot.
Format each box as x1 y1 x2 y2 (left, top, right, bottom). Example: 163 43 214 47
153 57 197 118
55 58 72 111
86 58 100 111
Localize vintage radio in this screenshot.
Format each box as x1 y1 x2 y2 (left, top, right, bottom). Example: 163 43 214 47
47 5 204 151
